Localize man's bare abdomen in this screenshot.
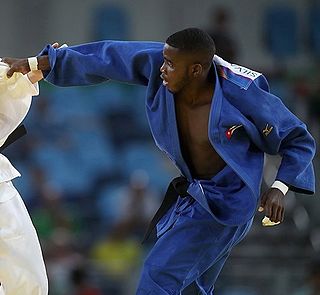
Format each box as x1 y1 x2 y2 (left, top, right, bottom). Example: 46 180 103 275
181 139 226 180
176 101 226 180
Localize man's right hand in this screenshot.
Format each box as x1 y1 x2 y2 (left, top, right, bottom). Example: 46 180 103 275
2 42 60 78
2 58 30 78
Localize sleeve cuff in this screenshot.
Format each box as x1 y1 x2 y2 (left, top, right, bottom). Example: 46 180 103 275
37 44 57 79
271 180 289 195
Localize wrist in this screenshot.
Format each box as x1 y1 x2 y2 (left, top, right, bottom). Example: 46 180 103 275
37 56 51 72
271 180 289 196
27 57 38 71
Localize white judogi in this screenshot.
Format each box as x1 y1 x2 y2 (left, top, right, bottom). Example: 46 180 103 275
0 62 48 295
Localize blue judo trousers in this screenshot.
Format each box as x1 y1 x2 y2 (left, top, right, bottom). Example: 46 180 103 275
38 41 316 294
138 165 253 294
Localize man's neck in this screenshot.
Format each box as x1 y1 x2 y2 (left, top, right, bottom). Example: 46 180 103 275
176 75 215 107
176 65 216 107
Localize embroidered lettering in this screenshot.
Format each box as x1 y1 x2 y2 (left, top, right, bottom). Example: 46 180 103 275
230 64 260 79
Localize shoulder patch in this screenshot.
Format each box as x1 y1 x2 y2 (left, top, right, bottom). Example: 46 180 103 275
214 55 262 90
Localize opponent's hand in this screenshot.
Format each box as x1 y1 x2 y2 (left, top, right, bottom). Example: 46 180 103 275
259 188 285 223
27 70 44 84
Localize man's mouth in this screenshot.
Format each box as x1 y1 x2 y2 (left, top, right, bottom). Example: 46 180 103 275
160 74 168 86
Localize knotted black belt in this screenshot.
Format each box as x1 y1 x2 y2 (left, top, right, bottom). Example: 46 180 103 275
0 125 27 152
142 176 190 243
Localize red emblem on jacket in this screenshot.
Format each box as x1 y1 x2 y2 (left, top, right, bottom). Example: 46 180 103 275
225 124 243 139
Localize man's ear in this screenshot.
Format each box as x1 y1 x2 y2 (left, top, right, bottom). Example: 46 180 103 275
191 63 203 78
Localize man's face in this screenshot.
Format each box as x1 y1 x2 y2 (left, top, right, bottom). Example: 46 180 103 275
160 43 193 93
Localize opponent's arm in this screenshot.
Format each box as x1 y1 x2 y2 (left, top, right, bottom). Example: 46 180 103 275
26 70 44 84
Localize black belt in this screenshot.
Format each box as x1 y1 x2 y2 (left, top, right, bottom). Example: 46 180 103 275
142 176 190 243
0 125 27 152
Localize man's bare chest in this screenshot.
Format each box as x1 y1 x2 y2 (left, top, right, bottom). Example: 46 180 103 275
174 97 226 178
175 103 212 149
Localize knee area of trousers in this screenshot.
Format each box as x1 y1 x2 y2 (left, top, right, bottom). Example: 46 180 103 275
138 263 182 295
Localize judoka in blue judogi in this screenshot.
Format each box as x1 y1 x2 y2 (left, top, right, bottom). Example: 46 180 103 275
3 28 316 295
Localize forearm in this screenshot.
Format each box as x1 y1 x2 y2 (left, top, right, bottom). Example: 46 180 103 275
243 78 315 194
5 41 163 86
276 125 316 194
41 41 163 86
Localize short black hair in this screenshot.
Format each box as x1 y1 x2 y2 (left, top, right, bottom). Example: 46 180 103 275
166 28 216 66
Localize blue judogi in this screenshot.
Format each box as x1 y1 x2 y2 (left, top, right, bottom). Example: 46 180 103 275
39 41 316 294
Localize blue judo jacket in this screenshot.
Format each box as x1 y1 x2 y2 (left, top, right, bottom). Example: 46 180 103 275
39 41 316 226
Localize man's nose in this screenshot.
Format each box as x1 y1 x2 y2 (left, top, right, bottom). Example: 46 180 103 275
160 63 166 73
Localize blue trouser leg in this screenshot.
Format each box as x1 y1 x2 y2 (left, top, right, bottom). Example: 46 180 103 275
194 218 253 295
194 251 230 295
136 200 253 295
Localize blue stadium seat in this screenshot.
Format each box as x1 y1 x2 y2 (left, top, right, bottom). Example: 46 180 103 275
96 184 126 224
92 4 130 40
11 163 33 202
221 287 258 295
264 5 298 57
309 5 320 56
70 129 117 175
120 143 174 190
31 144 93 195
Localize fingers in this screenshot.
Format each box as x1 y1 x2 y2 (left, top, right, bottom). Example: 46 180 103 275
1 58 15 77
263 196 277 222
280 207 285 222
265 202 284 223
259 191 268 212
265 202 277 222
5 58 30 78
264 200 272 220
6 64 24 78
6 68 15 78
260 190 285 226
260 188 286 224
1 57 11 66
274 206 282 223
278 206 284 222
52 42 60 48
3 58 16 77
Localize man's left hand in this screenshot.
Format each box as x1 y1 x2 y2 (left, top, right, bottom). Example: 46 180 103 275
259 188 285 223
